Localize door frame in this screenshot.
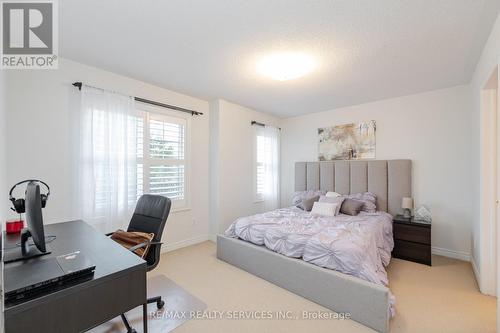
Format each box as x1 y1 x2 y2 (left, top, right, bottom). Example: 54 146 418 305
479 65 499 296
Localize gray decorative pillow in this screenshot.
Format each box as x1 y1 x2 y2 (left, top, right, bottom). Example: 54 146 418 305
291 190 326 206
297 195 320 211
340 198 364 216
344 192 377 213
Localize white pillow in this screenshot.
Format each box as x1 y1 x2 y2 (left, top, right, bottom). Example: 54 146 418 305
311 202 339 217
325 191 341 198
318 195 344 215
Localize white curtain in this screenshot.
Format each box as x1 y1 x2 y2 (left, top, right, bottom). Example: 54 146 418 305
256 125 280 210
78 85 139 232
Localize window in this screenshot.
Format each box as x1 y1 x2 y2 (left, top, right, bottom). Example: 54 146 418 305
80 87 190 232
136 108 189 210
254 135 267 201
87 104 189 218
253 125 280 206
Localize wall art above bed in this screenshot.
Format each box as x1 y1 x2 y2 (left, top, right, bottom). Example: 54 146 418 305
318 120 376 160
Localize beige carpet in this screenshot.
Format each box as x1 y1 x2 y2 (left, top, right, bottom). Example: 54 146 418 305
90 275 207 333
149 241 496 333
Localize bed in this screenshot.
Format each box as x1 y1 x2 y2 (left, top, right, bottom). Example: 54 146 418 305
217 160 411 333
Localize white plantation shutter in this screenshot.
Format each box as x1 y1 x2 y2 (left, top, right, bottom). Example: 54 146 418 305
149 118 185 159
149 165 185 200
254 125 280 209
139 111 188 208
255 135 266 200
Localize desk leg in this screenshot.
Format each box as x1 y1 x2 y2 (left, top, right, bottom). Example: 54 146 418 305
143 303 148 333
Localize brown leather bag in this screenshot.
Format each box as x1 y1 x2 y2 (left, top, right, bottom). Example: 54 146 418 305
110 229 154 258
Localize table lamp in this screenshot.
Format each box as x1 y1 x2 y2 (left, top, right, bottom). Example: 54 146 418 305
402 197 413 218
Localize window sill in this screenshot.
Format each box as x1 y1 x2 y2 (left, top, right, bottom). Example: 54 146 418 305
170 207 191 214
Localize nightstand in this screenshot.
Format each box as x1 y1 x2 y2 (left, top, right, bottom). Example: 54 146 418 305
392 215 431 266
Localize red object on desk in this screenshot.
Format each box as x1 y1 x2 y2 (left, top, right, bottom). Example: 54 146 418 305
6 219 24 234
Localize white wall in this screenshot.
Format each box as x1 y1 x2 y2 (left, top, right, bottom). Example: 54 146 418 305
210 99 281 234
0 70 6 224
209 100 221 239
281 85 474 259
471 13 500 290
0 71 6 330
0 69 4 333
5 58 211 251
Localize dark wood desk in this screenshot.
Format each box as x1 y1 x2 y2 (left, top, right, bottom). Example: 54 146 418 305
3 220 148 333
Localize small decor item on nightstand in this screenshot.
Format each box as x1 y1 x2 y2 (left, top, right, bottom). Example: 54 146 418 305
402 197 413 218
414 205 432 224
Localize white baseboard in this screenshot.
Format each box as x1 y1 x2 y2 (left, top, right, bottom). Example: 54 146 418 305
161 234 210 253
432 246 470 262
161 236 473 265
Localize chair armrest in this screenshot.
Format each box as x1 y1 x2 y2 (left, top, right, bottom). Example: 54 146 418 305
128 241 163 253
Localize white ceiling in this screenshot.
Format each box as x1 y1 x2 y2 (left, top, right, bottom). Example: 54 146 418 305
60 0 500 117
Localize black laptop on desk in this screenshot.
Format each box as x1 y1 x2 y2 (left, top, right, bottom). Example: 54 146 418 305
4 251 96 306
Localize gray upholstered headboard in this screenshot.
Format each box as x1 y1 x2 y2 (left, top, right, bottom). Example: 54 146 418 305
295 160 411 216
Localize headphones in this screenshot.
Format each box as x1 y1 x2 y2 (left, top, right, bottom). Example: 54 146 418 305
9 179 50 214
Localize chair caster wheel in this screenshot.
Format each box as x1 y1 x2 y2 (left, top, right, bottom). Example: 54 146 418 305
157 300 165 309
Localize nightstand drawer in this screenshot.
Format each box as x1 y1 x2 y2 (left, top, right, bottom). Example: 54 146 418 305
393 223 430 245
393 239 431 265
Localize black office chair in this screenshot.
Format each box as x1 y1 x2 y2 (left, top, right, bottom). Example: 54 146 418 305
109 194 171 333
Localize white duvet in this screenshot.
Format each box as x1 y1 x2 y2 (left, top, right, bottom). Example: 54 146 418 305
225 207 396 316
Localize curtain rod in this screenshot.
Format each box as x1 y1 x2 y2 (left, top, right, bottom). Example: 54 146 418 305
251 120 281 130
72 82 203 116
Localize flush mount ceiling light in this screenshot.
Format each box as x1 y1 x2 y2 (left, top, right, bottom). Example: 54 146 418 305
256 52 316 81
